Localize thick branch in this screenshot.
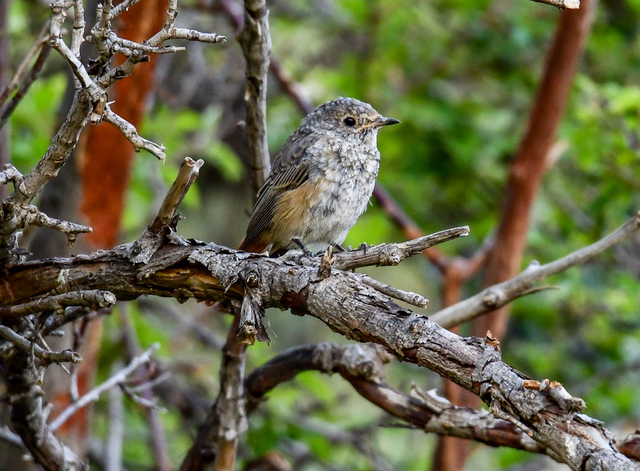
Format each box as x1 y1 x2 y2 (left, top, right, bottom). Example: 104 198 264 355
244 343 548 456
0 92 92 231
1 218 638 469
130 156 204 264
149 157 205 233
179 317 248 471
478 0 595 339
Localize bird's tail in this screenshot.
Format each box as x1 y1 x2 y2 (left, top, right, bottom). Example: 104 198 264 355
238 236 271 254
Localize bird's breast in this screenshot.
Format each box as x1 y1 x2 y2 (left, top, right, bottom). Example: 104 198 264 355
301 146 380 245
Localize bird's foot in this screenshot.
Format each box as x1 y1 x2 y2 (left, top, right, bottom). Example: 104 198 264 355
358 242 369 254
292 238 314 257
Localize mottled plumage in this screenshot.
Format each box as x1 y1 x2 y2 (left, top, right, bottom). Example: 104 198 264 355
239 97 399 254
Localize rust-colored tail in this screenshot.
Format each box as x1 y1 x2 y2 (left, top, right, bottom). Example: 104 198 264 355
238 236 271 254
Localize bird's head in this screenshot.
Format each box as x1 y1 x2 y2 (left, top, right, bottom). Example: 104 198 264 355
303 97 400 140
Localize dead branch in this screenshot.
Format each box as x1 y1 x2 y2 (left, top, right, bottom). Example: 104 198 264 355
5 351 85 471
181 2 273 467
0 325 82 365
102 106 167 161
0 212 638 469
0 22 51 129
119 308 171 471
106 364 124 471
96 0 226 90
477 0 595 340
0 290 115 318
535 0 580 8
356 273 428 308
244 343 548 456
331 226 469 271
0 0 226 261
179 317 248 471
240 0 272 196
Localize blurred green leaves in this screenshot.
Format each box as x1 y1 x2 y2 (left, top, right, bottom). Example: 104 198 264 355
6 0 640 469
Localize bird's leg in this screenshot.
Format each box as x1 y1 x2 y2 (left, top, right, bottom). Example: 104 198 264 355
292 237 314 257
332 243 347 252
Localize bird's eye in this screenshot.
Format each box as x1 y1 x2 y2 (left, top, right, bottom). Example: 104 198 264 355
343 117 356 127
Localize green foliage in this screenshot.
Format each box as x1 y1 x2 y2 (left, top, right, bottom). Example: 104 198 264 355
7 0 640 469
9 75 67 172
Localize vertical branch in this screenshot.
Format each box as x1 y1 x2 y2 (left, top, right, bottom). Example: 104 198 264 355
179 2 273 469
106 365 124 471
212 317 247 471
240 0 272 198
433 3 596 470
0 0 8 200
6 352 83 471
179 317 248 471
475 0 596 341
428 3 598 471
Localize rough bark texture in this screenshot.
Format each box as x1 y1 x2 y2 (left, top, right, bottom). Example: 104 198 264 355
6 352 85 471
240 0 272 196
1 237 637 471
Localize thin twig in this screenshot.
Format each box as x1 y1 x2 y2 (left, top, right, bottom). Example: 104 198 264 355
430 213 640 328
107 0 143 20
0 425 25 448
0 290 116 318
106 364 124 471
119 307 171 471
0 21 51 128
102 106 166 160
48 343 159 432
0 325 82 364
533 0 580 8
332 226 469 271
98 0 226 89
356 274 428 308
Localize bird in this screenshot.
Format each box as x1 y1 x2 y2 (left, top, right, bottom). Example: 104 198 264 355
239 97 399 255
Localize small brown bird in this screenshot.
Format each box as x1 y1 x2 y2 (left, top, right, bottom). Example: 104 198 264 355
239 97 399 255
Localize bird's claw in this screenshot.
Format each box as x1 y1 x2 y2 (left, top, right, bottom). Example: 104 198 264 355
292 238 314 257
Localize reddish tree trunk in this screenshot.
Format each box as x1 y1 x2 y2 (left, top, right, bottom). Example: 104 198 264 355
80 1 168 249
474 0 595 341
434 2 596 471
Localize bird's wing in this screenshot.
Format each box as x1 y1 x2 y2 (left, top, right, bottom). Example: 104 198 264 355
240 130 315 250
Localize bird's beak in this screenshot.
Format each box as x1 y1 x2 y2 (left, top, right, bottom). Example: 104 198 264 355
371 116 400 128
